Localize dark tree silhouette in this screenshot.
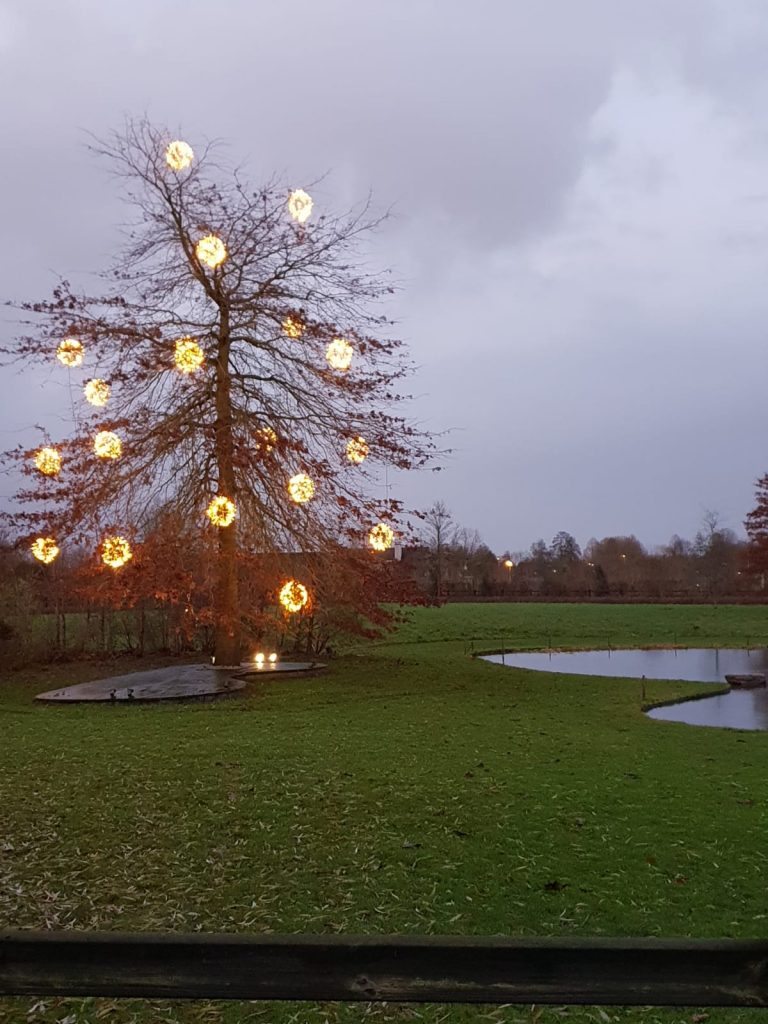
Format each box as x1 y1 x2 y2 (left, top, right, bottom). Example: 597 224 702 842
745 477 768 577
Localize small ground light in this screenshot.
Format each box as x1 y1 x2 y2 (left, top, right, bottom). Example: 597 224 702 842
254 652 265 668
269 652 277 664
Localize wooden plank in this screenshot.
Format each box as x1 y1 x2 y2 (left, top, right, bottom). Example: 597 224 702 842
1 932 767 1005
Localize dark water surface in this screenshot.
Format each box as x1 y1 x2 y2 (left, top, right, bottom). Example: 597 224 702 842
481 648 768 731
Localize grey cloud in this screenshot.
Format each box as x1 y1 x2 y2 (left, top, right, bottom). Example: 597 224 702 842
3 0 768 552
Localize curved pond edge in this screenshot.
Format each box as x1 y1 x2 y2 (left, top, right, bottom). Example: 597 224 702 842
472 647 732 717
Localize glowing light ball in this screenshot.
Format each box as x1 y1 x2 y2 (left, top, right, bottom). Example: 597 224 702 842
101 535 132 569
34 447 62 477
31 537 59 564
206 495 237 527
279 579 309 613
268 652 278 664
84 378 110 407
57 338 84 367
255 426 277 454
369 523 395 552
174 337 205 374
195 234 227 269
282 316 304 339
346 436 368 464
503 559 514 569
287 189 313 224
165 139 194 171
326 337 353 371
93 431 122 460
255 652 265 668
287 472 315 504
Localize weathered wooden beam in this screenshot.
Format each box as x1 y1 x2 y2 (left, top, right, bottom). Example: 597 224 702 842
1 932 767 1005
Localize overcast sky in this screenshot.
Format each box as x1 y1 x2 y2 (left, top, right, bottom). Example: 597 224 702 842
2 0 768 554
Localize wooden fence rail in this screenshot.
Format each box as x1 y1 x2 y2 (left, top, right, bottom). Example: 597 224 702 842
1 932 768 1006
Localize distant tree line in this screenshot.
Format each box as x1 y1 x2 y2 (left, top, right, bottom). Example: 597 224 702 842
405 503 762 601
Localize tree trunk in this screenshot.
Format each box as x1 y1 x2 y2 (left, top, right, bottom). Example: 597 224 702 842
213 303 241 665
138 602 145 657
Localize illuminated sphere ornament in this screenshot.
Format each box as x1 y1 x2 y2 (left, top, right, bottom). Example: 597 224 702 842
206 495 237 528
346 436 368 464
57 338 84 367
93 431 122 460
255 652 265 668
326 337 353 371
255 426 277 454
195 234 227 269
287 472 315 504
279 579 309 614
31 537 59 565
287 189 313 225
282 316 304 339
165 139 194 171
101 535 132 569
369 523 395 552
268 652 278 664
34 446 62 477
84 378 110 407
174 337 205 374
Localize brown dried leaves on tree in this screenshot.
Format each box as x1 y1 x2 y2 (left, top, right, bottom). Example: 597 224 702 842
2 119 437 661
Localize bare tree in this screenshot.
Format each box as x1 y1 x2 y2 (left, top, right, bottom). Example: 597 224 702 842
694 509 740 597
2 119 435 663
422 500 455 598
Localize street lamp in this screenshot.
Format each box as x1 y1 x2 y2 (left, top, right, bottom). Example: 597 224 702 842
502 558 514 593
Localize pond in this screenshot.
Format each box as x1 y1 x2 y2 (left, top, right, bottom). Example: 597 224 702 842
481 648 768 731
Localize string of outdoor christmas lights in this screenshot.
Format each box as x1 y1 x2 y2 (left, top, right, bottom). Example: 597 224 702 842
29 139 396 615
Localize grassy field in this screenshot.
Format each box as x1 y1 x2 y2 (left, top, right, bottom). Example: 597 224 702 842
1 603 767 1024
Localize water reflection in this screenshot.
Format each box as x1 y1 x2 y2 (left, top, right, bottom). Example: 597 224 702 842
481 648 768 731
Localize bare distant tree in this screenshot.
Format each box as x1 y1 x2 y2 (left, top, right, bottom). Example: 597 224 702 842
422 500 455 598
694 509 740 596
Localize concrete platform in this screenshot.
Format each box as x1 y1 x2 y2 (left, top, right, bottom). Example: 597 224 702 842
35 659 327 703
36 665 246 703
238 660 325 675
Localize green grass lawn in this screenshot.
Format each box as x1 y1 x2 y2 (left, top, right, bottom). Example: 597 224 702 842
1 603 767 1024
